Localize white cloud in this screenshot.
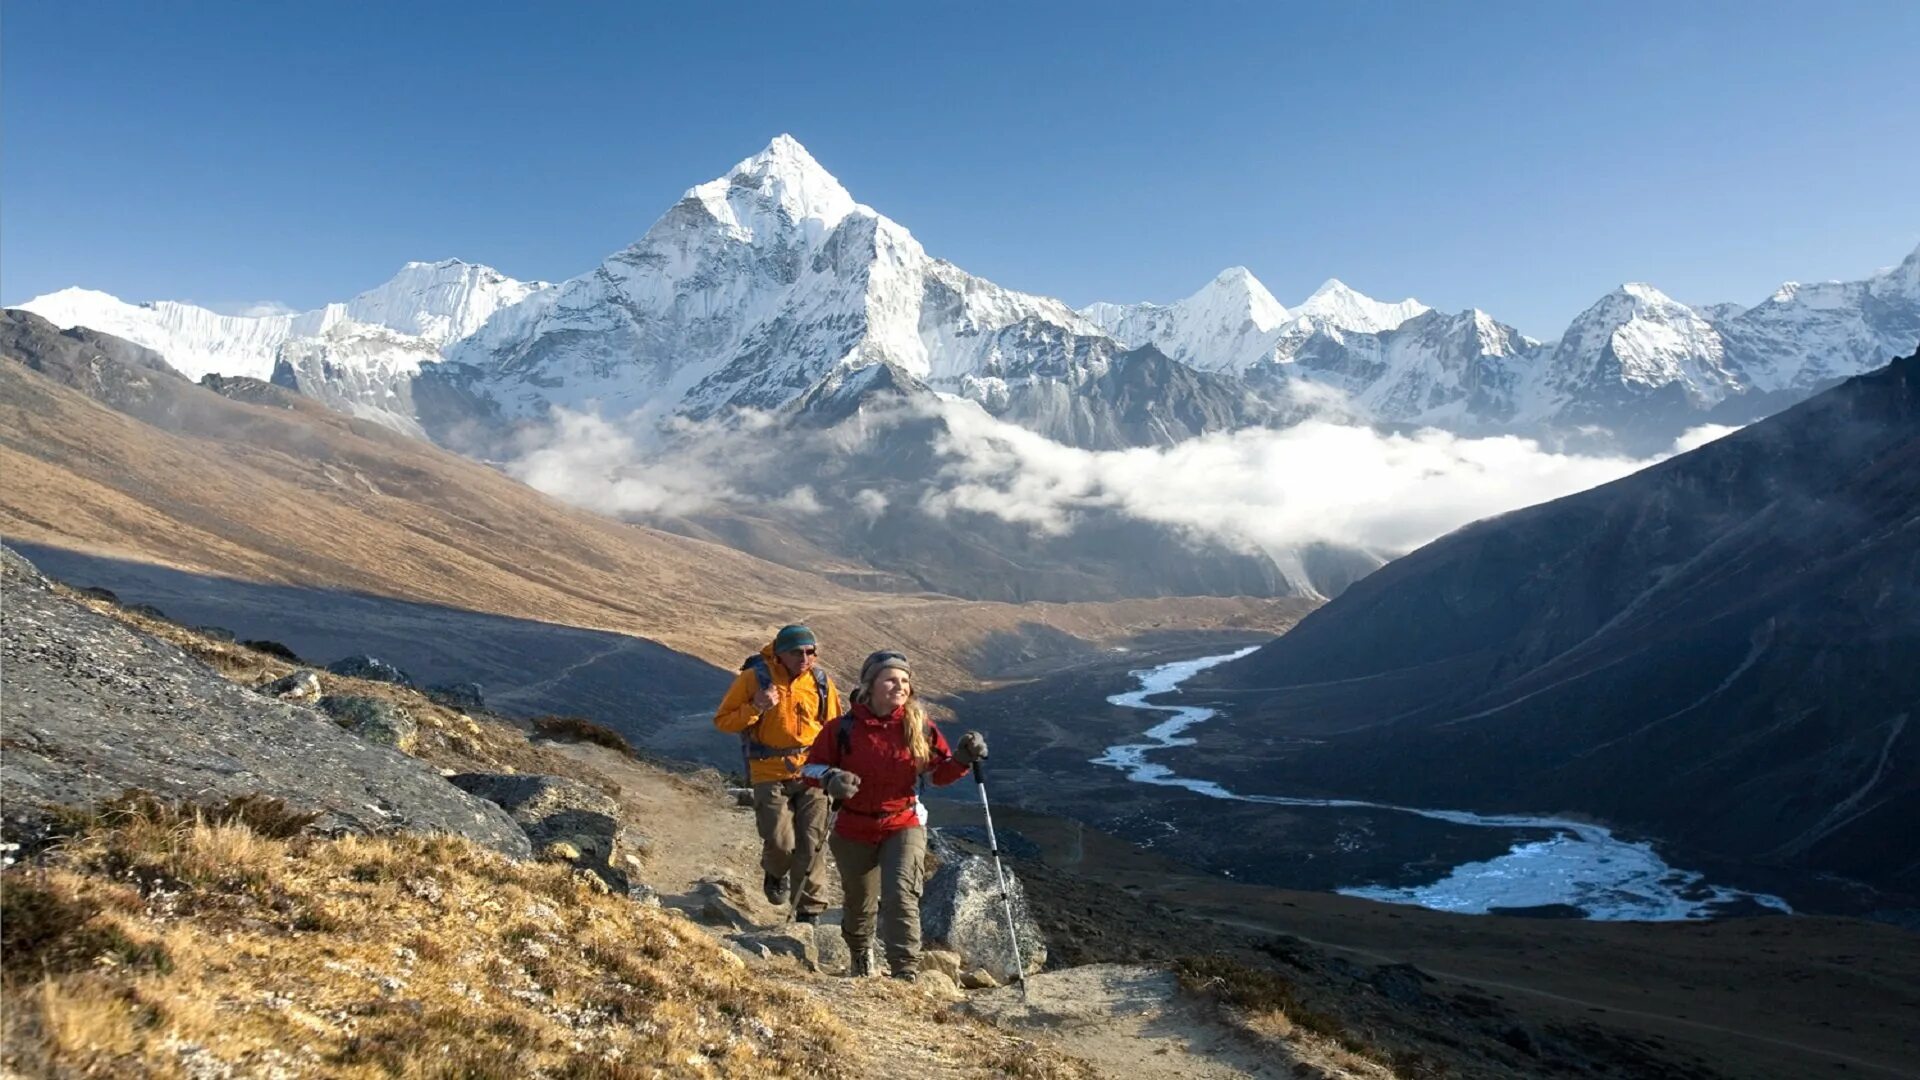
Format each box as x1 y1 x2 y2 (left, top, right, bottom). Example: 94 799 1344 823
1671 423 1742 454
921 400 1666 558
506 396 1691 567
506 408 737 517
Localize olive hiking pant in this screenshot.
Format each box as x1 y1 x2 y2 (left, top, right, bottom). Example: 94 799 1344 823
830 825 927 977
753 778 831 918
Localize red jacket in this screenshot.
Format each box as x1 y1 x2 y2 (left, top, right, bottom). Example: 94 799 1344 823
803 701 971 843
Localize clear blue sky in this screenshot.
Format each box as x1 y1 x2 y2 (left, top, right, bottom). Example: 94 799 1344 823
5 1 1917 337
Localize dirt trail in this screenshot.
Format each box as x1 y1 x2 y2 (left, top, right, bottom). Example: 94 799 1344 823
541 740 1384 1079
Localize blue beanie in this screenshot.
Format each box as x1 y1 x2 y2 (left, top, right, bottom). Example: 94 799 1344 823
772 624 817 652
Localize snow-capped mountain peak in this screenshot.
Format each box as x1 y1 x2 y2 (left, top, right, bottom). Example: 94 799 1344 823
682 134 861 242
1078 265 1291 374
344 259 553 346
1293 278 1431 334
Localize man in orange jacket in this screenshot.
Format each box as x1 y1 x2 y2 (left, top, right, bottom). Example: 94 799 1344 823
712 624 843 921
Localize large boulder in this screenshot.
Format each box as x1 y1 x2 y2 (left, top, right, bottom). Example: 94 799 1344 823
0 546 528 858
922 829 1048 981
317 695 419 753
445 773 625 889
425 681 485 712
260 669 323 702
325 654 414 686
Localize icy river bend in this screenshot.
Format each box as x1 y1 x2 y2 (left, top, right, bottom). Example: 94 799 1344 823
1092 648 1791 921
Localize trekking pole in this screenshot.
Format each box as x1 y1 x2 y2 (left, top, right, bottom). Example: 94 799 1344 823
971 760 1027 993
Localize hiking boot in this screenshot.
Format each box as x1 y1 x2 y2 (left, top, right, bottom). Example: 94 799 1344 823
762 873 785 905
847 946 873 978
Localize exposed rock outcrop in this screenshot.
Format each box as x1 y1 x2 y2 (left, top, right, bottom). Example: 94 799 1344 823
445 772 626 889
326 653 415 686
0 546 528 857
317 695 419 753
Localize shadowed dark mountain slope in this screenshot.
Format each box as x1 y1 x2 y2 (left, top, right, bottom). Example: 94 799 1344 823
1197 348 1920 892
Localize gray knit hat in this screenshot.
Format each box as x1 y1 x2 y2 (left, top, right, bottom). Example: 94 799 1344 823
859 650 911 687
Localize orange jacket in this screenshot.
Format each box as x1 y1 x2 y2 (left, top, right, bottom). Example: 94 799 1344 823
713 642 843 784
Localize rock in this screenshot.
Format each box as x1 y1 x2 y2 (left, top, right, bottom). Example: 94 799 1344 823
425 681 484 711
242 639 304 663
921 948 964 981
125 602 168 621
913 969 964 999
627 882 662 908
446 773 625 891
960 968 1000 990
193 625 237 643
317 696 419 753
730 925 817 969
685 876 757 930
75 584 118 603
815 925 851 974
541 841 583 863
0 550 528 858
261 670 323 702
727 787 755 808
922 833 1048 981
1 548 47 585
325 654 414 686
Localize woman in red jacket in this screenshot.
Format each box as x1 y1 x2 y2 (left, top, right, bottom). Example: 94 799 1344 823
803 650 986 980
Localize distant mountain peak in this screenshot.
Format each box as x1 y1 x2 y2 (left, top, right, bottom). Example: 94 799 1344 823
1187 266 1289 331
1295 278 1430 333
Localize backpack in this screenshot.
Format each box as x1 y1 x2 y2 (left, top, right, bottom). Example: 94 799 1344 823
738 655 833 773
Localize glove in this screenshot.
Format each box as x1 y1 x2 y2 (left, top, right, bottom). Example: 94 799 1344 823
955 731 988 764
825 769 861 801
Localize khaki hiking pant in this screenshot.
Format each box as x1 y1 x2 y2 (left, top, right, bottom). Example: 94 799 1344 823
753 778 831 917
830 825 927 977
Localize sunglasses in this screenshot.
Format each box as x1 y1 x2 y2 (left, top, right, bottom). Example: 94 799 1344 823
783 647 817 657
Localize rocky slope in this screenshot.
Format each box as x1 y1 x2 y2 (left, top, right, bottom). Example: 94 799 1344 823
1 546 528 856
1194 349 1920 892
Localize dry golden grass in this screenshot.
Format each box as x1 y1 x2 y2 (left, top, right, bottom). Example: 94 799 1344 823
2 808 854 1079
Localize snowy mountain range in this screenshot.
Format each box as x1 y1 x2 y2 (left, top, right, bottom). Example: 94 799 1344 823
16 135 1920 454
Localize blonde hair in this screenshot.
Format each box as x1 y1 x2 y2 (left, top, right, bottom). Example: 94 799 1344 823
855 679 933 770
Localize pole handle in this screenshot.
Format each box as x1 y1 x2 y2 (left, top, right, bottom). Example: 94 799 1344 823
971 759 987 785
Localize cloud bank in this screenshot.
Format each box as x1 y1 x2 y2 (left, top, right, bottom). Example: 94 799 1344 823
507 397 1728 564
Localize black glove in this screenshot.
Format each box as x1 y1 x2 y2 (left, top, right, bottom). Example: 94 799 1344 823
825 769 861 801
955 731 988 764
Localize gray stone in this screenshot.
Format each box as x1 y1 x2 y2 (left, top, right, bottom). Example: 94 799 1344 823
730 925 817 969
261 669 323 702
960 968 1000 990
685 876 757 930
814 924 852 974
0 547 527 858
727 787 755 808
325 654 414 686
1 547 47 584
922 831 1048 981
193 625 237 643
318 695 419 753
425 681 484 711
445 772 625 891
921 948 963 981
